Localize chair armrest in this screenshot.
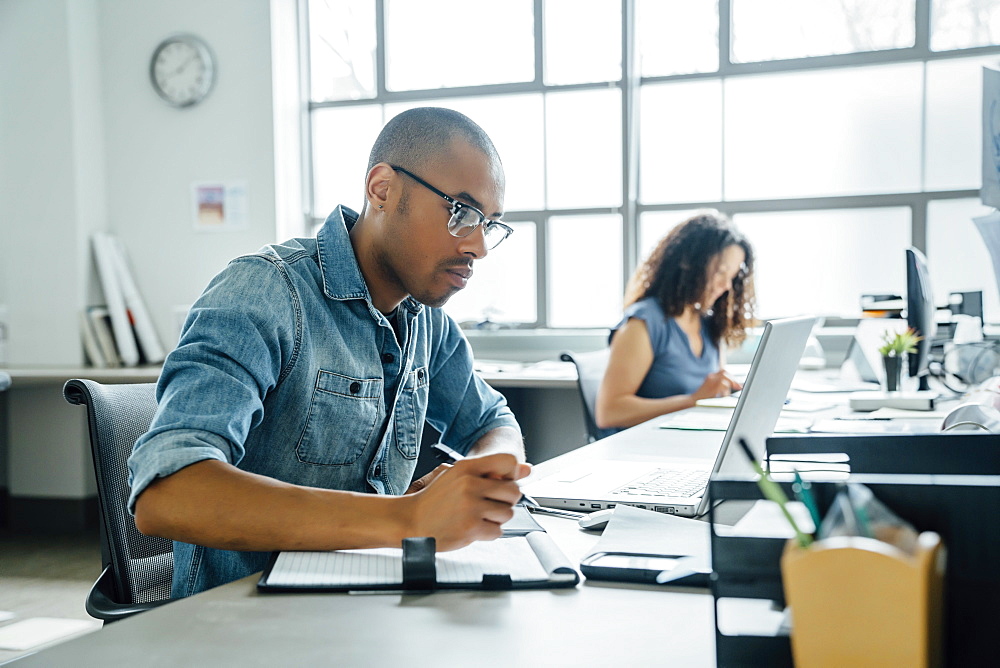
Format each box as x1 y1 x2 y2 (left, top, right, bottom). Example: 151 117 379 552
86 566 171 623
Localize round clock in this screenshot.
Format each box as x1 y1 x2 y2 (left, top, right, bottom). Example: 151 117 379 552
149 34 216 108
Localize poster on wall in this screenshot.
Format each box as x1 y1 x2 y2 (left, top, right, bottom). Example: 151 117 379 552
984 67 1000 209
191 181 248 232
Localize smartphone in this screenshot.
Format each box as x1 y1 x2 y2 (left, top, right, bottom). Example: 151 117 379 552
580 551 708 586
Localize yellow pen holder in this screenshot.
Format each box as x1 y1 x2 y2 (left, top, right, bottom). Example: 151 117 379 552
780 532 945 668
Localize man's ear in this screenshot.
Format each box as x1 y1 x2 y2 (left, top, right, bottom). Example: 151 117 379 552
366 163 395 211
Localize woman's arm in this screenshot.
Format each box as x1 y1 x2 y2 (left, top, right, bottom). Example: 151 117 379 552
594 318 735 430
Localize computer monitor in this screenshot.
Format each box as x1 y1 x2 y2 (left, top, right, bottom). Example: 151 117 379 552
906 247 935 391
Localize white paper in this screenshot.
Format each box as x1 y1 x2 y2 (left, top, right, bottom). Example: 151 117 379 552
192 181 248 232
0 617 100 651
983 67 1000 208
110 237 166 363
92 232 140 366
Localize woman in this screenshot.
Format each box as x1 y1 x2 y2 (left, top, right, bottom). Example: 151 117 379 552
595 211 755 432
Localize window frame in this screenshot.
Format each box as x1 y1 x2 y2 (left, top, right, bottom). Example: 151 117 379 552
299 0 1000 327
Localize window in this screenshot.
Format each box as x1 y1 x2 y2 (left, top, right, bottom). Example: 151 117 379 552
303 0 1000 326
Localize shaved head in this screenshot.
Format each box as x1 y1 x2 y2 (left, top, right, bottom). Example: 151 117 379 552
367 107 502 178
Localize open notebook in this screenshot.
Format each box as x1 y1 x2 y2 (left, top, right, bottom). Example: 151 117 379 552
258 532 579 593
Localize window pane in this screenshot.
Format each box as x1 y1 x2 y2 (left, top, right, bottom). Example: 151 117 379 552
308 0 377 102
312 105 384 216
931 0 1000 51
638 210 703 261
385 94 545 212
724 65 922 200
731 0 914 63
444 221 537 325
545 89 622 209
734 208 910 318
927 198 1000 323
926 56 1000 191
548 215 623 328
384 0 534 91
638 0 718 76
639 80 722 204
544 0 621 85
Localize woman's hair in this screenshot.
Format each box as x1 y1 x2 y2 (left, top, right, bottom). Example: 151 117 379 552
624 210 755 347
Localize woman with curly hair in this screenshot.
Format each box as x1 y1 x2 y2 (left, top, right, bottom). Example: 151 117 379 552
595 211 756 433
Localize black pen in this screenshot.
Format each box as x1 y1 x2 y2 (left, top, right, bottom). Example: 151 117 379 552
431 442 542 509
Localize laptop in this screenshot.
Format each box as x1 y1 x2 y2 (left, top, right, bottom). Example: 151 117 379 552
523 315 817 518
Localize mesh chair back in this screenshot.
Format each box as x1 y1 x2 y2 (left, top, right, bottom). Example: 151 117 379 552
64 379 172 605
560 349 611 442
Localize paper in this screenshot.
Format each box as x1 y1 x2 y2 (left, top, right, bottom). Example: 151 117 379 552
983 67 1000 208
719 499 816 538
0 617 100 651
584 504 711 572
192 181 248 232
264 533 568 588
659 413 812 433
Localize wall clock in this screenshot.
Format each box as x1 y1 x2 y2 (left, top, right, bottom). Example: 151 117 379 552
149 34 216 108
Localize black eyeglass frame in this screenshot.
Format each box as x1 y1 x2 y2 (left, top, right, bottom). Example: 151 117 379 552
389 164 513 250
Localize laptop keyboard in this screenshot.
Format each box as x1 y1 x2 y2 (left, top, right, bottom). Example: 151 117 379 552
612 468 709 499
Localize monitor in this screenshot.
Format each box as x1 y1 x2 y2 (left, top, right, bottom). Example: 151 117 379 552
906 247 936 391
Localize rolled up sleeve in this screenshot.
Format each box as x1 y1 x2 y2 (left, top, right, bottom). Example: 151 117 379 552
127 256 297 513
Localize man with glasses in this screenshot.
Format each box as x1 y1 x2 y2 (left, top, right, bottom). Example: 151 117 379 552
128 107 528 597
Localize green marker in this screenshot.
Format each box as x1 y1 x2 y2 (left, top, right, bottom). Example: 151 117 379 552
738 438 813 548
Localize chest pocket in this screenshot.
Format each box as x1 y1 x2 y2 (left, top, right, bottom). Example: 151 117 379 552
295 370 383 466
394 366 429 459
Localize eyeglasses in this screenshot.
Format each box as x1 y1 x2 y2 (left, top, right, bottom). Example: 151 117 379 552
389 165 513 251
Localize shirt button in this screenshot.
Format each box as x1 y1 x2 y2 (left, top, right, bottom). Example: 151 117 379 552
382 353 394 364
374 465 382 477
417 369 424 380
349 381 361 394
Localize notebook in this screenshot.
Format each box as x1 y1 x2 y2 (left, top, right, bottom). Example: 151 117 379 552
257 532 579 593
522 315 817 518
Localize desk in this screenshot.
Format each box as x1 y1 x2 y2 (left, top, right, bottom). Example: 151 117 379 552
10 511 715 667
6 398 967 666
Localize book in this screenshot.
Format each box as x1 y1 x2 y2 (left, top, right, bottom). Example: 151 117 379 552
87 306 122 368
79 310 107 367
109 236 166 364
257 532 579 593
92 232 140 366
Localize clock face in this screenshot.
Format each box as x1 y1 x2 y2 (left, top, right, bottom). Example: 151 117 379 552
150 35 215 108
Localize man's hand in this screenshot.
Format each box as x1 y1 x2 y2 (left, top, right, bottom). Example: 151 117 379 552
405 464 451 494
400 453 530 551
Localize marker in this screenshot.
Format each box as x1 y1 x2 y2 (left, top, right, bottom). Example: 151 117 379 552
431 443 542 509
791 469 822 529
737 438 813 548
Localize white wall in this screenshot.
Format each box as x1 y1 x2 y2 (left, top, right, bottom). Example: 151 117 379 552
0 0 279 366
99 0 278 351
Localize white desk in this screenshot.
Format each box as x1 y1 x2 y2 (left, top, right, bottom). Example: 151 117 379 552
10 510 716 667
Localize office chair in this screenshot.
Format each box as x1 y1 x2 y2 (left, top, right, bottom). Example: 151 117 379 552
560 349 611 443
63 379 173 622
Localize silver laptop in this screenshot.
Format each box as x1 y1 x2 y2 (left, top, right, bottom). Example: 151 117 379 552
523 315 817 518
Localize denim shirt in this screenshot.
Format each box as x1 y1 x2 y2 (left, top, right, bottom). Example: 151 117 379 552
128 205 520 598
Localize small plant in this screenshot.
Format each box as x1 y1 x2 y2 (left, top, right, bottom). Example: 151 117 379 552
877 328 923 357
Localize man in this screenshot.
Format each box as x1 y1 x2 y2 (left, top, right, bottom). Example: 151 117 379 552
128 107 529 598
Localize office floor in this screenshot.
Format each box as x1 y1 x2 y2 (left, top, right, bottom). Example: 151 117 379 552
0 529 103 663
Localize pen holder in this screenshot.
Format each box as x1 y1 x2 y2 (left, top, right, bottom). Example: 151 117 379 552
780 532 945 668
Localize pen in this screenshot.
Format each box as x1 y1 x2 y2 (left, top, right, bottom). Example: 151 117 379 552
737 438 813 548
431 443 542 509
791 469 822 529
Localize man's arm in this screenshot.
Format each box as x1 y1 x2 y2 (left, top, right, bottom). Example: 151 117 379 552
134 451 528 553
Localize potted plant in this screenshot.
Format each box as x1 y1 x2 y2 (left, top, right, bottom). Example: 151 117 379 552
877 328 922 392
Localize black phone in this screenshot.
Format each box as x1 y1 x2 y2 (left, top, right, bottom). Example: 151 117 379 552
580 551 708 587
